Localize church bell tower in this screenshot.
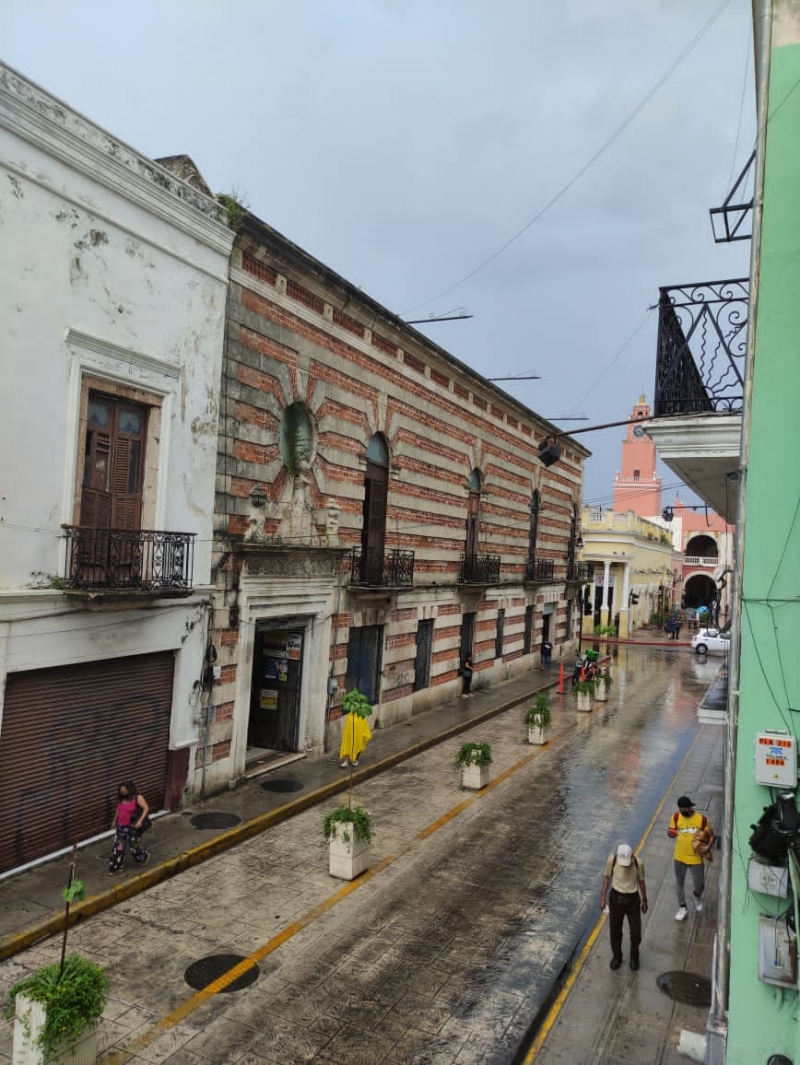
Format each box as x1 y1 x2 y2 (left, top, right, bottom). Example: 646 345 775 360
612 396 661 517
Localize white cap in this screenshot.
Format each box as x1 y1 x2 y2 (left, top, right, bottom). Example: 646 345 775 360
616 844 633 866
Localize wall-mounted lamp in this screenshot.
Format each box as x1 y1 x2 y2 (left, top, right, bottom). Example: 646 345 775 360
250 485 268 508
576 535 584 549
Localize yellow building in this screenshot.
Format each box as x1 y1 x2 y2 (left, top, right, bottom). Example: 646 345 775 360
579 507 676 638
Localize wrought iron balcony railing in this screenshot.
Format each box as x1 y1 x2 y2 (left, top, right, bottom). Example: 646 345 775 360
654 279 748 418
349 547 415 587
62 527 195 592
524 557 555 583
566 561 592 582
459 553 501 584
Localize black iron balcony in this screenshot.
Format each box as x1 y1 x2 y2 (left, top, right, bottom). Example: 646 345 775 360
459 553 501 584
62 527 195 592
654 279 748 418
350 547 415 587
566 561 592 582
524 557 555 583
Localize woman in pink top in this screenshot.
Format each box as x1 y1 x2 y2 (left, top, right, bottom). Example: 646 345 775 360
109 781 150 874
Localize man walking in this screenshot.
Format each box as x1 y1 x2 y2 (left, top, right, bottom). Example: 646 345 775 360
668 795 715 920
540 638 552 670
600 843 647 971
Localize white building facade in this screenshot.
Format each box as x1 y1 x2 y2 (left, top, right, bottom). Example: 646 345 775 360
0 65 233 874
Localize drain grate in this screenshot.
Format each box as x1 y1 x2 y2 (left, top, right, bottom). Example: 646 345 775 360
184 953 259 993
190 812 242 830
656 971 712 1007
260 778 304 793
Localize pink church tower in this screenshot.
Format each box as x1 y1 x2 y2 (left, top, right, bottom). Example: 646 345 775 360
613 396 662 517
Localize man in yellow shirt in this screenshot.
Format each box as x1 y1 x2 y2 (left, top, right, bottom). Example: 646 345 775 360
668 795 715 921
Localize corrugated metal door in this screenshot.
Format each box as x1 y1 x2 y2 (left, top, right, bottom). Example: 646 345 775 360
0 652 173 874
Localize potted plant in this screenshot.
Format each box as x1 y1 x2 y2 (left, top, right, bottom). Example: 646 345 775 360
455 741 492 790
324 804 374 880
575 678 595 712
6 847 108 1064
594 667 612 702
524 691 552 745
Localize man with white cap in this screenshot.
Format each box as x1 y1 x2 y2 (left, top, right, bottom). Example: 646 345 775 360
600 842 648 971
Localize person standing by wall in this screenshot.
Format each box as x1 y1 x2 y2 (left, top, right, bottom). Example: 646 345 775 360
109 782 150 874
540 639 553 671
461 653 474 698
668 795 715 920
600 843 648 971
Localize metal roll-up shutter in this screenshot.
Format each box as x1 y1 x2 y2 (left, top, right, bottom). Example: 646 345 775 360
0 652 174 874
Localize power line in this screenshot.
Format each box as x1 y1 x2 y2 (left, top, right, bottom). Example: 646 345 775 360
404 0 733 313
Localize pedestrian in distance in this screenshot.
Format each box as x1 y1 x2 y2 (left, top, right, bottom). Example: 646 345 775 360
674 618 682 640
461 653 474 698
600 843 648 971
109 781 150 874
540 639 553 671
668 795 715 920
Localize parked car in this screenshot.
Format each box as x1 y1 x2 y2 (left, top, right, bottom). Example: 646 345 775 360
691 627 731 656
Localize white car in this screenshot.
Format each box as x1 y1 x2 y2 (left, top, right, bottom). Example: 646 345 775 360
691 627 731 656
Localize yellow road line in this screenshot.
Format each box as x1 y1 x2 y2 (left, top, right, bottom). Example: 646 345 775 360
522 728 703 1063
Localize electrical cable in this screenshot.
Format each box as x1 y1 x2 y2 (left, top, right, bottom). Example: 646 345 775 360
726 23 752 195
404 0 733 313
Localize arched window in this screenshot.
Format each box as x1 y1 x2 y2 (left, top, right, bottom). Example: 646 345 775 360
361 433 389 583
279 402 313 473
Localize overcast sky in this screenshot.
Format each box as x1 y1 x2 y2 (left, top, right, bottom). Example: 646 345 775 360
2 0 754 507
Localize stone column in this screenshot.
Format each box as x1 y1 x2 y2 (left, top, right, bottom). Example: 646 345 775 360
600 560 611 627
619 561 631 637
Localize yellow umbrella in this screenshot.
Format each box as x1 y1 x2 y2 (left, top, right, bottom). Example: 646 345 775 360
339 712 372 764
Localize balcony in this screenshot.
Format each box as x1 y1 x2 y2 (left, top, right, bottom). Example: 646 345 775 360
349 547 415 587
684 555 718 567
459 553 501 584
62 527 195 596
524 557 555 584
566 562 592 583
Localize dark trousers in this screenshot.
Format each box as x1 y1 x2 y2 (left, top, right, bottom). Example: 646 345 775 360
462 672 472 695
608 889 642 960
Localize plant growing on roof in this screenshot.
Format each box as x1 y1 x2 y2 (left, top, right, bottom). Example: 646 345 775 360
454 742 492 768
524 690 552 729
216 187 249 231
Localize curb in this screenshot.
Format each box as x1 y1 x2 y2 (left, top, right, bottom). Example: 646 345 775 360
0 679 558 962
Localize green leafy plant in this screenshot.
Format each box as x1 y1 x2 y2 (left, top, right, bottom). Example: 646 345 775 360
216 188 249 231
5 956 109 1061
599 668 613 689
650 612 664 627
593 625 617 637
341 688 373 718
575 679 596 695
323 804 374 845
454 742 492 768
524 691 552 729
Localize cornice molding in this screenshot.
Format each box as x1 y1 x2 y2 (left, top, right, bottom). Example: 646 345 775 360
65 328 181 381
0 64 234 258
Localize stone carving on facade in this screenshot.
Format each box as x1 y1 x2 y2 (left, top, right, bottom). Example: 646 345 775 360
245 555 335 578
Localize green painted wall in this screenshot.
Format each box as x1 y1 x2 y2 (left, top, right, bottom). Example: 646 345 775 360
728 31 800 1065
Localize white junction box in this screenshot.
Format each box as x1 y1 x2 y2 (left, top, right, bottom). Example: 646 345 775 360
748 858 790 898
755 730 797 787
758 914 798 987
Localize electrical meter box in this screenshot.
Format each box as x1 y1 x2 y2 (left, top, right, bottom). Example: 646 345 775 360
755 731 797 787
758 914 798 987
748 858 790 898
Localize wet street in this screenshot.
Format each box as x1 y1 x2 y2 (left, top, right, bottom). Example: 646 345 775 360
0 644 718 1064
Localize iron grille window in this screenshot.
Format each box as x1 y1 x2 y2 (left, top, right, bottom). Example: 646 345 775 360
495 609 505 660
523 605 534 655
528 491 540 557
345 625 383 705
413 619 434 692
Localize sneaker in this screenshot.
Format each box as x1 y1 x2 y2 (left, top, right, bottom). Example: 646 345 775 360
675 906 688 922
340 760 350 768
138 852 149 866
694 897 704 914
351 760 359 766
609 956 622 970
461 694 468 699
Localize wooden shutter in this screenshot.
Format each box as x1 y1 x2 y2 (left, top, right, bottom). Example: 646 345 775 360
465 491 480 557
80 396 145 530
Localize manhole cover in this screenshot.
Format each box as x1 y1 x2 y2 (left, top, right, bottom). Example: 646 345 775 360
260 778 304 793
184 954 259 993
190 812 242 830
656 971 712 1007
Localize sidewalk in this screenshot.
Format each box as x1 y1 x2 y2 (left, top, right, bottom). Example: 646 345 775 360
526 714 724 1064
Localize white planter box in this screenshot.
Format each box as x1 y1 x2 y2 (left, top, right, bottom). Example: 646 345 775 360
328 821 370 880
594 680 609 702
13 995 98 1065
527 724 550 746
576 689 593 712
461 763 490 790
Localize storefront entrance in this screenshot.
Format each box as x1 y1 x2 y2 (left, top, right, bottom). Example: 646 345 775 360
248 623 304 756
